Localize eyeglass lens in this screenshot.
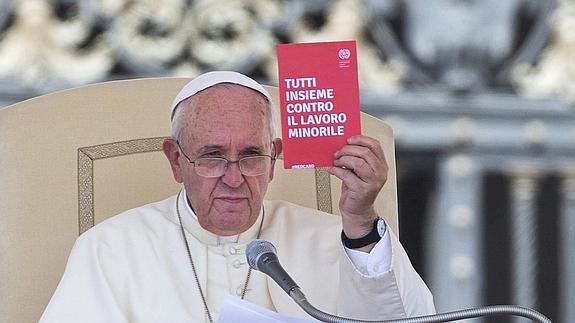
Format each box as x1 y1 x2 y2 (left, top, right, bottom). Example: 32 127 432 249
194 156 271 177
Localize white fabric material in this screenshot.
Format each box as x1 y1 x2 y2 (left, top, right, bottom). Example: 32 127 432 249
171 71 272 119
345 228 392 276
182 187 391 275
40 194 435 322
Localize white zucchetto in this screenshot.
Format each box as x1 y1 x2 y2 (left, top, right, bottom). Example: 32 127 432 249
171 71 272 120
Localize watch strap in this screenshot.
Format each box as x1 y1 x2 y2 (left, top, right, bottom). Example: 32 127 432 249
341 218 382 249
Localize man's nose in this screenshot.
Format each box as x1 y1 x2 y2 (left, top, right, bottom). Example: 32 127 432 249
221 161 244 187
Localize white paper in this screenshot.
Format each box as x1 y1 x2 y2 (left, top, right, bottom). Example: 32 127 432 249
217 294 318 323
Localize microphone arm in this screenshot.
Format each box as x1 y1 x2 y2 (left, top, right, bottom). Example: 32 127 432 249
289 287 551 323
246 239 552 323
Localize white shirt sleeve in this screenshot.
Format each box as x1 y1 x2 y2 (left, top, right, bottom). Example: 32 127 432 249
343 222 392 276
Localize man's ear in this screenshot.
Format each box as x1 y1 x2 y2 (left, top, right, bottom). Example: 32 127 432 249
162 139 184 183
268 138 283 181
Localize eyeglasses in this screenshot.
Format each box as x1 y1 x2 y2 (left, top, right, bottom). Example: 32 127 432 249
176 141 276 178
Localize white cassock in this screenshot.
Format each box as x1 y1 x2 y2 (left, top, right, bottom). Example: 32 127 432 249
40 192 435 322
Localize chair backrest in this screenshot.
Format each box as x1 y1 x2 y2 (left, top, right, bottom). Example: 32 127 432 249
0 78 398 323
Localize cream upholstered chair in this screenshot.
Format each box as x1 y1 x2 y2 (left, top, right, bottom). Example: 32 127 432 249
0 78 398 323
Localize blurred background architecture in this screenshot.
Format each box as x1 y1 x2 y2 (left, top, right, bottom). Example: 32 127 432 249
1 0 574 322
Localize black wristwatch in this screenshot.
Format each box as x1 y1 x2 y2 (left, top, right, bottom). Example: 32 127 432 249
341 218 386 249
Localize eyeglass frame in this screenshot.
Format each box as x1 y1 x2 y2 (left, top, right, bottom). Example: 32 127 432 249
175 140 277 178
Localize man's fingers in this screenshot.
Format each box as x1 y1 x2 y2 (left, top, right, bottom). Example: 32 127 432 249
344 136 386 161
329 162 366 186
333 155 374 184
334 145 386 175
333 136 388 184
335 136 387 169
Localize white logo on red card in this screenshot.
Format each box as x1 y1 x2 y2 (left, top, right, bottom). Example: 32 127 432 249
338 49 351 60
338 48 351 68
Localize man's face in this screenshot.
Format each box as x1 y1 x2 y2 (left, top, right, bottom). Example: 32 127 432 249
165 85 278 236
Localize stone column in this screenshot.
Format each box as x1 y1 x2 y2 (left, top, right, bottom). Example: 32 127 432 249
559 173 575 323
428 154 483 316
509 169 540 322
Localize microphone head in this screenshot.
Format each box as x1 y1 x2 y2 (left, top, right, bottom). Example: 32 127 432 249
246 239 277 271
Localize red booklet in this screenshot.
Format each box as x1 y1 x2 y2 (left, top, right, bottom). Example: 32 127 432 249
277 40 361 169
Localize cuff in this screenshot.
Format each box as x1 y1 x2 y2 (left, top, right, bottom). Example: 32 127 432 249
343 224 392 277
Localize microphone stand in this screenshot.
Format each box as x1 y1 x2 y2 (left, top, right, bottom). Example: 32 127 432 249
288 287 551 323
245 239 551 323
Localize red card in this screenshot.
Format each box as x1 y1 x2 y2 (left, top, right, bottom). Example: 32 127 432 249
277 40 361 169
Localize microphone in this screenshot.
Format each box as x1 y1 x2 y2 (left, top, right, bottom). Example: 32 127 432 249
246 239 299 294
246 239 552 323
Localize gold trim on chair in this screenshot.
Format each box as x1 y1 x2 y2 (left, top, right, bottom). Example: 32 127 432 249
77 137 168 235
314 168 333 214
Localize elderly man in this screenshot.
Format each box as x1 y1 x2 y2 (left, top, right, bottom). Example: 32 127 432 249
40 71 434 322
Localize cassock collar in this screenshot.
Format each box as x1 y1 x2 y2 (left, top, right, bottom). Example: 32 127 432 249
177 188 264 246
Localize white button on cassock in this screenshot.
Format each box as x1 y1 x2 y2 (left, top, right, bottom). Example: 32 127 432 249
232 259 243 269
